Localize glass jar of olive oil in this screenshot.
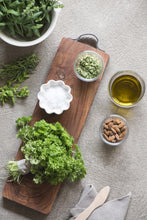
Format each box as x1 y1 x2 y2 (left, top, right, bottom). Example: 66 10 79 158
108 71 145 108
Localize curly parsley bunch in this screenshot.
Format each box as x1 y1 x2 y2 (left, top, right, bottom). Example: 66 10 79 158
7 117 86 185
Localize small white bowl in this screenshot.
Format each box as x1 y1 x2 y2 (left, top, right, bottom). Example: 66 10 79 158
0 6 62 47
37 80 73 114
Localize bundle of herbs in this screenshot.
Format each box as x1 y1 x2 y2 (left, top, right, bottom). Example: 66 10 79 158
0 53 40 105
7 116 87 185
0 0 64 40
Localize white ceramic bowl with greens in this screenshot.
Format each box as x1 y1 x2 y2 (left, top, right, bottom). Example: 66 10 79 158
0 3 62 47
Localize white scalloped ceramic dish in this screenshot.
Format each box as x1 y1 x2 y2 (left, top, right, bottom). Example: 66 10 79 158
37 80 73 114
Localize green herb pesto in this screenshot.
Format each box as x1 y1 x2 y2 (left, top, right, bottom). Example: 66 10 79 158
76 54 102 79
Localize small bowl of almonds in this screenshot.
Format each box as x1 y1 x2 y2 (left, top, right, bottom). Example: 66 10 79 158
99 114 129 146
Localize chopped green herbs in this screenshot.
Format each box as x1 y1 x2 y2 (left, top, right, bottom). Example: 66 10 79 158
0 0 64 40
0 82 29 105
8 117 87 185
76 54 102 79
0 53 40 105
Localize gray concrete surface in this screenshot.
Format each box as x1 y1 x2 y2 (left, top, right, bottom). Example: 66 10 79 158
0 0 147 219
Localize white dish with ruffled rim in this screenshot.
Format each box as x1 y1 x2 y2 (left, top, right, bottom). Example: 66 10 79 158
37 80 73 114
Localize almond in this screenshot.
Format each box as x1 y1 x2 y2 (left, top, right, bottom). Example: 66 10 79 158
115 133 120 141
108 122 113 129
115 118 122 125
108 130 113 136
121 126 127 132
103 133 109 141
105 118 113 124
112 139 117 143
119 130 127 138
108 135 115 141
103 129 109 136
112 125 121 133
110 127 117 134
103 123 109 130
118 121 125 128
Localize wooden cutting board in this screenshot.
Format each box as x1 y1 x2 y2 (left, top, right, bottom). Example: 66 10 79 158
2 37 109 214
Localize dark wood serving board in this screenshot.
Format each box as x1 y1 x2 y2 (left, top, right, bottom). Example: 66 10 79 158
2 37 109 214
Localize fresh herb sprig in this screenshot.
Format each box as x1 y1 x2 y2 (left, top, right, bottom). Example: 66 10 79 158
0 53 40 105
0 53 40 83
16 116 32 129
0 0 64 40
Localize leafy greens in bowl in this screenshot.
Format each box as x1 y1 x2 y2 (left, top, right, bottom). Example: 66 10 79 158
0 0 63 47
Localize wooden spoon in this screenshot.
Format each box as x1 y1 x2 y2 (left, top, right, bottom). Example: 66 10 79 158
75 186 110 220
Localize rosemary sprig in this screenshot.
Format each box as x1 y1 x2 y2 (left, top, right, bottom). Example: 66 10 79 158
0 53 40 83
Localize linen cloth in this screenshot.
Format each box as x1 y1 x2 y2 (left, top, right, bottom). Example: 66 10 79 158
69 184 131 220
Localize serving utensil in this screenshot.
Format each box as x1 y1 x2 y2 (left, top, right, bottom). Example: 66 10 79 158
75 186 110 220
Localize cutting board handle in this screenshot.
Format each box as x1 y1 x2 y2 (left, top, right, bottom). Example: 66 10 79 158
73 34 104 51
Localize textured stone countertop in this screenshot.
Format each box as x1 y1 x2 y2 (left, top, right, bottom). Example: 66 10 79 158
0 0 146 219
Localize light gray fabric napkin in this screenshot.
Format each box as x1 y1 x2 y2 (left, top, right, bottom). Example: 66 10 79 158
69 184 131 220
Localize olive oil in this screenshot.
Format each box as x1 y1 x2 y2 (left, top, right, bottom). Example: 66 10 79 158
111 75 142 107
